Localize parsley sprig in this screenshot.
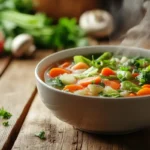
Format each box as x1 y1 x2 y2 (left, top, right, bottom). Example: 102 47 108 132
3 121 9 127
35 131 46 140
0 107 12 119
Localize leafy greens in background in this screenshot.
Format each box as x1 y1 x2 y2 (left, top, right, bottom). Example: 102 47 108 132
0 0 33 13
0 0 88 52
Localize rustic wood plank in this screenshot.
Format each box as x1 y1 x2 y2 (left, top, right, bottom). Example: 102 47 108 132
0 50 53 150
12 93 150 150
0 56 12 77
88 38 121 46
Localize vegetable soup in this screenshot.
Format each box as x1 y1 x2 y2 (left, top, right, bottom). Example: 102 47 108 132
44 52 150 97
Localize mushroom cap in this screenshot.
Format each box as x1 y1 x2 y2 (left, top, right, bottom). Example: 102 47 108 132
11 34 34 57
24 45 36 56
79 9 114 37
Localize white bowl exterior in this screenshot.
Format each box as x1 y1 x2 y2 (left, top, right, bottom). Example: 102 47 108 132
35 46 150 133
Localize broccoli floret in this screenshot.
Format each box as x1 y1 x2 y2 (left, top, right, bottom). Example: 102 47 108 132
137 65 150 85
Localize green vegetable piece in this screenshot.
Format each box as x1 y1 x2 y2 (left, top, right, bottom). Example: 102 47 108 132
0 0 33 13
74 55 91 65
121 81 141 92
12 0 33 14
35 131 46 140
48 77 64 87
102 86 120 98
96 52 112 62
0 11 52 29
92 58 117 69
137 65 150 85
0 9 86 49
0 108 12 119
119 66 131 71
74 66 98 79
3 121 9 127
50 18 87 49
92 52 114 69
134 58 149 68
117 71 132 81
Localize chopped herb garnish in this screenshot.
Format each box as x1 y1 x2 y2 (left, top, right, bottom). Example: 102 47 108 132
119 66 131 71
0 108 12 119
99 82 105 87
48 77 64 87
137 65 150 85
100 93 121 98
134 58 149 68
35 131 46 140
3 121 9 127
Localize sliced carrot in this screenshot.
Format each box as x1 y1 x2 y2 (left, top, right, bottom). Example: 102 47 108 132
101 67 116 76
49 68 71 78
60 61 71 68
128 93 136 97
132 73 139 78
142 84 150 89
63 84 84 92
137 88 150 96
103 80 120 90
71 62 89 70
78 76 101 87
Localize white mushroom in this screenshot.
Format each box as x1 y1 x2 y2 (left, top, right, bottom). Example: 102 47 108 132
79 9 114 37
24 45 36 57
11 34 36 57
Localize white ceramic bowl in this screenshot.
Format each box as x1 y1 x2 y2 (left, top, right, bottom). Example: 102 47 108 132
35 45 150 134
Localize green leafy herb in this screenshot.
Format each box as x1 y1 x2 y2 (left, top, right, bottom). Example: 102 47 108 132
134 58 149 68
0 0 33 13
121 81 141 92
3 121 9 127
99 82 105 87
119 66 131 71
132 68 140 73
0 9 87 50
0 108 12 119
48 77 64 87
91 53 117 70
117 71 132 81
100 93 121 98
35 131 46 140
48 17 88 49
103 60 117 70
137 65 150 85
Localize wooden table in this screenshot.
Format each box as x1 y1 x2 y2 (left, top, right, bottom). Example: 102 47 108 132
1 45 150 150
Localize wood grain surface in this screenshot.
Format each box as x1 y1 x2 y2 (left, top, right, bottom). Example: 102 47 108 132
12 94 150 150
0 51 53 150
12 47 150 150
1 46 150 150
0 56 11 77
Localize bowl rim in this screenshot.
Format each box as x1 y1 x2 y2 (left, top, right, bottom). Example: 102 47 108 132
35 45 150 101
